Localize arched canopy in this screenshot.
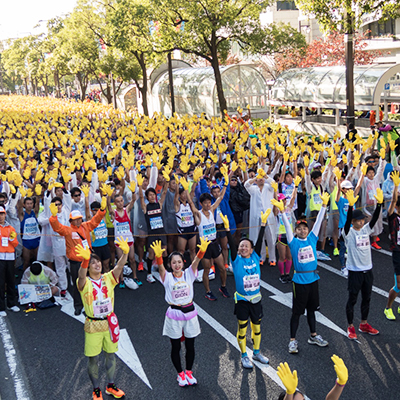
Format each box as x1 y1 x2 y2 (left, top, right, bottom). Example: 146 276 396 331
270 64 400 110
152 64 267 117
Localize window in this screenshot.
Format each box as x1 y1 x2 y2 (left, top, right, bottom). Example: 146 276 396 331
276 1 298 11
365 18 395 38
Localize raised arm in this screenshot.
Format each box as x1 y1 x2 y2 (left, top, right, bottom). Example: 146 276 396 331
388 172 400 217
210 184 227 213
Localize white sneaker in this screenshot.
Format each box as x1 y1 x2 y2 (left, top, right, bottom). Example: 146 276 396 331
209 271 215 281
0 311 6 317
185 370 197 385
341 267 348 277
177 371 189 387
124 278 139 290
7 306 20 313
147 274 156 283
123 265 133 276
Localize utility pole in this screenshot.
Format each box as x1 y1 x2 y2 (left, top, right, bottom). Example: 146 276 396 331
344 0 355 127
167 52 175 114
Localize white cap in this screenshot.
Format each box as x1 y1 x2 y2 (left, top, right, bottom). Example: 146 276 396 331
69 210 83 220
341 180 353 189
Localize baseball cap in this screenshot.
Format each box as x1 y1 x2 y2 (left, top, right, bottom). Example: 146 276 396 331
296 219 308 228
341 180 353 189
0 206 5 213
277 193 286 201
352 209 366 220
69 210 83 220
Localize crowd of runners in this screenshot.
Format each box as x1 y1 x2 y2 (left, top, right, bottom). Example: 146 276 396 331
0 95 399 399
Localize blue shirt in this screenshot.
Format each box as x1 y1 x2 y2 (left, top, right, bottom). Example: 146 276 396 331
92 219 108 247
289 232 319 285
336 196 349 229
232 252 261 298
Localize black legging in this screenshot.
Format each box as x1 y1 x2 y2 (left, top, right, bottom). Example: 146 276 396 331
290 309 316 338
170 338 195 373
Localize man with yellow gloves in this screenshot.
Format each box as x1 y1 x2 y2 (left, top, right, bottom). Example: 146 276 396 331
49 196 107 316
220 210 270 369
277 354 348 399
76 237 129 400
273 192 330 354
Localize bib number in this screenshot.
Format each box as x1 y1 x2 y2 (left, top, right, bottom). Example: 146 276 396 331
298 246 315 263
81 239 89 250
150 216 163 230
243 274 260 291
172 282 191 304
1 237 8 247
313 193 322 205
356 235 369 249
93 298 112 318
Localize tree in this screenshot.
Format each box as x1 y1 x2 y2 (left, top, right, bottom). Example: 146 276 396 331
153 0 306 116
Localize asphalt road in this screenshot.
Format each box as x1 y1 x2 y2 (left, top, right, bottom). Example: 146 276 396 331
1 226 400 400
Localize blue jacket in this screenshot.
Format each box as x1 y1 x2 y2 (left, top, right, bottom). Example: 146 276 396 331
200 178 236 234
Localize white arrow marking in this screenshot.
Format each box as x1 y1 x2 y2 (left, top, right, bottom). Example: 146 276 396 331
55 294 152 389
259 279 350 339
151 271 310 398
317 261 400 304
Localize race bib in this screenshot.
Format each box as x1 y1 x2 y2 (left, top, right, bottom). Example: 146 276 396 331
95 225 108 240
356 235 369 249
298 246 315 263
243 274 260 291
93 298 112 318
313 193 322 205
172 282 191 304
203 223 216 241
1 237 8 247
81 239 89 250
115 221 130 235
150 216 163 230
180 212 194 227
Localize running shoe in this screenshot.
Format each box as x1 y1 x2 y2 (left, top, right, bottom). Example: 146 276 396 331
288 339 298 354
7 306 20 313
376 236 380 242
60 290 67 298
119 282 126 289
0 311 6 317
333 248 339 256
133 278 143 287
177 371 189 387
185 370 197 385
137 262 144 271
259 260 264 266
124 278 139 290
219 286 231 298
93 388 103 400
205 291 217 301
316 251 331 261
359 323 379 335
269 261 276 267
252 352 269 364
241 356 253 369
105 383 125 398
308 334 328 347
226 264 234 275
371 242 382 250
123 266 132 276
285 274 292 282
384 308 396 321
147 274 156 283
279 275 288 284
341 267 348 277
210 265 216 273
347 326 357 340
224 263 229 270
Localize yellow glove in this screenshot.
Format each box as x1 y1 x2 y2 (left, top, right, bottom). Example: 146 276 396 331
331 354 348 386
257 168 266 179
75 244 91 261
128 181 136 193
54 182 63 188
303 155 309 167
261 208 271 224
271 181 278 192
271 198 284 212
197 236 211 253
115 237 130 254
231 160 238 172
360 162 368 176
219 213 229 230
180 177 189 191
49 202 58 217
374 187 383 204
36 170 44 182
9 231 16 240
320 192 330 206
342 154 348 164
392 171 400 187
9 184 16 194
81 184 90 197
34 184 42 196
353 152 360 167
100 196 107 210
19 186 27 198
283 152 289 163
294 176 302 187
390 139 398 152
380 147 386 160
333 167 342 182
277 362 298 395
136 174 144 187
162 167 171 182
150 240 165 258
346 189 359 207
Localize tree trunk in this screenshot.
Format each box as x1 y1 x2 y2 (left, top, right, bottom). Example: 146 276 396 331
135 52 149 116
24 78 29 95
44 75 49 96
210 33 227 117
76 72 87 100
54 70 61 98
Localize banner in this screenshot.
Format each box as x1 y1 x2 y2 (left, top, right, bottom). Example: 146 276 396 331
18 284 52 305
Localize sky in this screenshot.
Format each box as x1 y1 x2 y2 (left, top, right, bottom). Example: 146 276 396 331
0 0 77 41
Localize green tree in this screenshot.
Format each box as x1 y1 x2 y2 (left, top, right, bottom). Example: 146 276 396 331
153 0 306 116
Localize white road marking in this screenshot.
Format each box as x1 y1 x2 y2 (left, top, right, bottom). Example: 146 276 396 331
372 247 392 256
0 318 31 400
56 294 152 389
317 261 400 304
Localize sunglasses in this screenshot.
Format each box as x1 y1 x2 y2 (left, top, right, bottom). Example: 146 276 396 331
73 194 81 197
55 203 62 206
